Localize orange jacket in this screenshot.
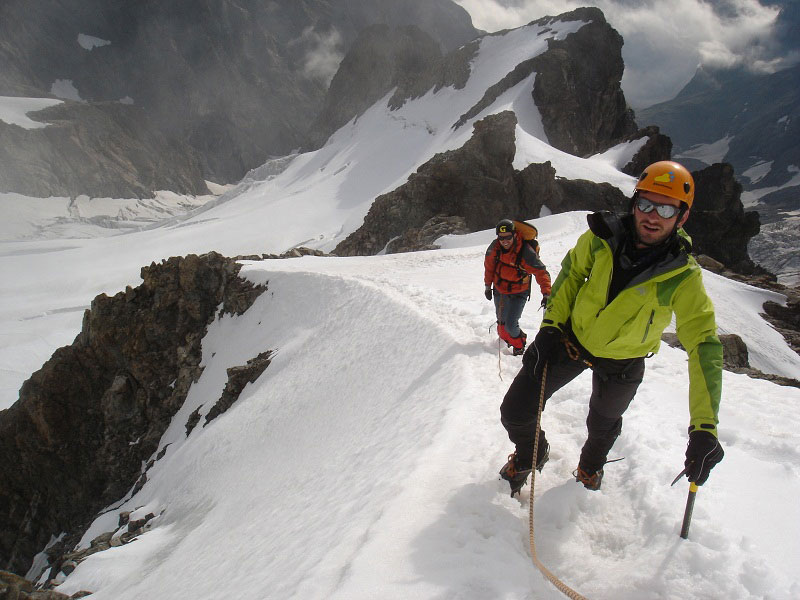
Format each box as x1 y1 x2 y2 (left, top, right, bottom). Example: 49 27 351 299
484 237 551 296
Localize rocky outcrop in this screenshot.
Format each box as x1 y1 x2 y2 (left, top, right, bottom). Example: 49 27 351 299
34 510 160 592
451 8 637 153
204 351 274 426
685 163 761 273
762 286 800 357
527 8 637 157
333 111 630 256
0 253 266 576
0 570 89 599
619 126 673 176
0 101 209 198
662 331 799 389
334 111 519 255
386 215 470 253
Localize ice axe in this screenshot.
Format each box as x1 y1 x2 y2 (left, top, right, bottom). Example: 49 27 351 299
671 467 699 539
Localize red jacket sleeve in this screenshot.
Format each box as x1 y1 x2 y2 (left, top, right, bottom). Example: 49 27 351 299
484 242 499 287
519 243 552 295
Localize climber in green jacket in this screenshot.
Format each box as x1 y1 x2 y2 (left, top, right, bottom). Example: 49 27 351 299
499 160 724 496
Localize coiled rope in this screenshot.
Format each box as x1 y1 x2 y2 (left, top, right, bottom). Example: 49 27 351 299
528 363 589 600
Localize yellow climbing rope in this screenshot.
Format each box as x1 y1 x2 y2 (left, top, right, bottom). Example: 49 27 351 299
528 363 589 600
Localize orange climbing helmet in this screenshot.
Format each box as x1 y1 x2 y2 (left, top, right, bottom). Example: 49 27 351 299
634 161 695 208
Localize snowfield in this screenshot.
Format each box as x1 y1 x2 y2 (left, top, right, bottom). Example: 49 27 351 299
20 213 797 600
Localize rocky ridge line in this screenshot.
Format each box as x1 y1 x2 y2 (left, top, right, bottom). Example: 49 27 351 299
0 252 266 577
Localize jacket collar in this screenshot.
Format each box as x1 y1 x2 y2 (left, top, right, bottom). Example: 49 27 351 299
587 211 691 281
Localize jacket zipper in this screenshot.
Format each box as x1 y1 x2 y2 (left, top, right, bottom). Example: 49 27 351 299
641 309 655 343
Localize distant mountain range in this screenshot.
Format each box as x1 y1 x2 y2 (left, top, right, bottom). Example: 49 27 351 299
637 0 799 284
638 0 799 221
638 64 799 218
0 0 478 184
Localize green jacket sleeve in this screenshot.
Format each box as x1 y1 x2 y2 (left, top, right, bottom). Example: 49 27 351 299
543 229 597 330
672 269 722 436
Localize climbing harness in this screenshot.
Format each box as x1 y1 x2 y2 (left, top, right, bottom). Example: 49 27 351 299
528 363 589 600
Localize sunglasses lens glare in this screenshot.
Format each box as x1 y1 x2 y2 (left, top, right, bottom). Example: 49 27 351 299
637 198 678 218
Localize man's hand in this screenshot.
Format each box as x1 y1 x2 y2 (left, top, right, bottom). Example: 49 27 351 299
540 294 550 310
531 326 562 378
684 430 724 485
484 285 493 301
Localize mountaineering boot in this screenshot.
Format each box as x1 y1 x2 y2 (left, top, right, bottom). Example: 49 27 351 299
499 443 549 496
573 466 604 491
535 440 550 472
509 329 527 355
499 453 532 496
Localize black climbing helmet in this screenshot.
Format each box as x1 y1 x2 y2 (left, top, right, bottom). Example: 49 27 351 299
496 219 515 236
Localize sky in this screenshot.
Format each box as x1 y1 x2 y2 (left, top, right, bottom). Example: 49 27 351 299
452 0 787 108
2 13 799 599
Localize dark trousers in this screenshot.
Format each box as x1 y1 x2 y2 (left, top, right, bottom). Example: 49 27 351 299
500 332 645 473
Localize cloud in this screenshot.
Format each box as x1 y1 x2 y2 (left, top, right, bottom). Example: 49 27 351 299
452 0 783 108
291 26 344 86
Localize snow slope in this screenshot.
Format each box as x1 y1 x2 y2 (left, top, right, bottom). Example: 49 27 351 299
48 212 800 600
1 15 799 600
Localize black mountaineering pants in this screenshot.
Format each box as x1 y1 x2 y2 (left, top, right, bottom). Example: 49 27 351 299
500 331 645 474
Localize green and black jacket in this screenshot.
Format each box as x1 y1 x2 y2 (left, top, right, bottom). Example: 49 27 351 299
543 212 722 436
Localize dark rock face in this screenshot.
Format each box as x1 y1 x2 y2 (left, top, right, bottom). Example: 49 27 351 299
309 25 445 148
663 333 750 370
1 569 87 599
528 8 637 157
333 111 630 256
0 0 478 189
0 101 209 198
685 163 761 273
204 351 273 426
0 253 266 576
386 215 470 253
334 111 520 256
663 324 799 389
762 286 800 357
619 126 673 176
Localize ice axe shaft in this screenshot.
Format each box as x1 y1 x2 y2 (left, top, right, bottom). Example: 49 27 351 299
679 482 699 539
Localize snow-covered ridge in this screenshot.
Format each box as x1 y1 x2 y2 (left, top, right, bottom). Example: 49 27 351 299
48 213 800 598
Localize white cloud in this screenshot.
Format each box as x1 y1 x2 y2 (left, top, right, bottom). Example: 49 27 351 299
453 0 783 108
290 26 344 85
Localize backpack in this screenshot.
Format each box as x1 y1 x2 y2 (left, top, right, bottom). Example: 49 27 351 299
512 220 540 255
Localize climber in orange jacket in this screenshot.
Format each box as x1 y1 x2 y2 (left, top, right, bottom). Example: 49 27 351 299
484 219 551 355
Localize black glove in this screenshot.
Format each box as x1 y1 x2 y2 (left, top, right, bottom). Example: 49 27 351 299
684 430 724 485
540 294 550 309
484 285 493 301
531 326 562 378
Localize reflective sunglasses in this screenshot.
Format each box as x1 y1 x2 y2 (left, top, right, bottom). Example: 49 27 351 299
498 234 514 241
635 196 681 219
